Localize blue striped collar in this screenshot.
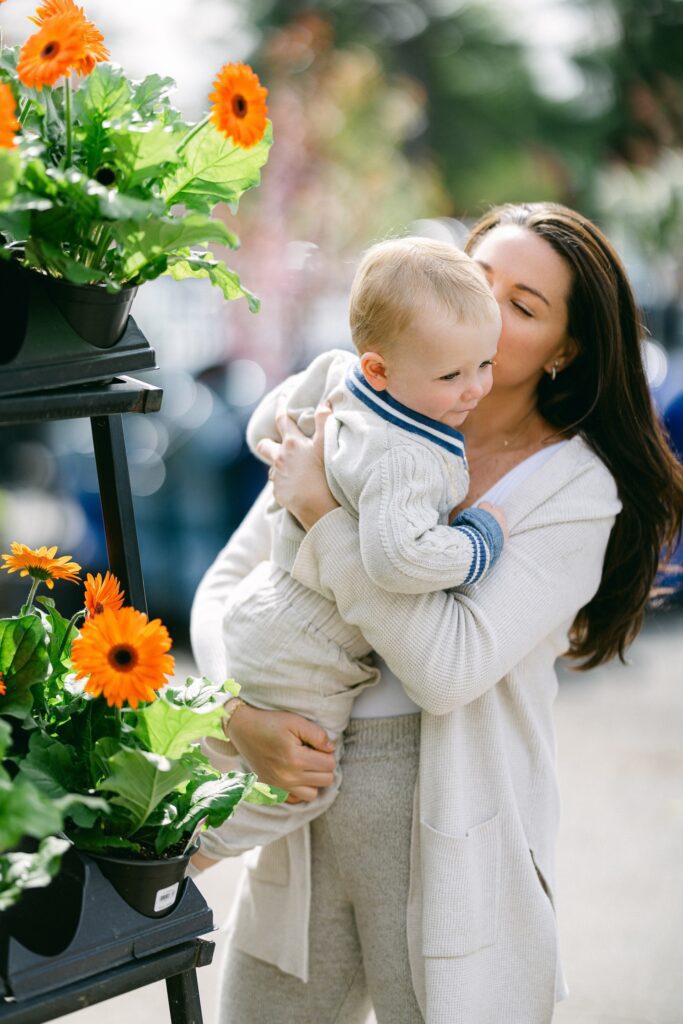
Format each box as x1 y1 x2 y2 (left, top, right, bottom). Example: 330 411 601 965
345 361 466 459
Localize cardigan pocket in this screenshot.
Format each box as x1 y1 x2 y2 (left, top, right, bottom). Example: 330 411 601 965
529 847 555 913
420 812 501 957
244 838 290 886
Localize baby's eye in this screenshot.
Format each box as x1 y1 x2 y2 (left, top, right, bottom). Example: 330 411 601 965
480 360 494 368
439 372 460 381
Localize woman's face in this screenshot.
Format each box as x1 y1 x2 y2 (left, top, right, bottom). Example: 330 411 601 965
468 224 575 391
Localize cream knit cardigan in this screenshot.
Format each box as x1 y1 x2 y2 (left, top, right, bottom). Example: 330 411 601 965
190 433 621 1024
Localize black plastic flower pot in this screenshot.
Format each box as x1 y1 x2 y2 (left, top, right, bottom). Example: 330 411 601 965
86 841 199 919
0 258 156 396
0 841 84 958
43 278 138 350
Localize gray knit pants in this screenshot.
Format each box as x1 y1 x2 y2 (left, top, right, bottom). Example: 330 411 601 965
217 713 424 1024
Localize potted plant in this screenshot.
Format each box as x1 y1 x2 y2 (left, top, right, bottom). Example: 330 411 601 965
0 718 70 915
0 543 285 921
0 0 271 385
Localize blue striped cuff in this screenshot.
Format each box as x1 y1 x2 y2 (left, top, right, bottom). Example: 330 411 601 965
451 507 505 584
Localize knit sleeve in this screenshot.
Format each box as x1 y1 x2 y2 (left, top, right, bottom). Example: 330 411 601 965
246 349 352 459
357 445 503 593
291 460 621 714
190 483 273 685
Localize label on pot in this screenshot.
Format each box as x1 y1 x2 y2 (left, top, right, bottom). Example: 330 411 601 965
154 882 180 913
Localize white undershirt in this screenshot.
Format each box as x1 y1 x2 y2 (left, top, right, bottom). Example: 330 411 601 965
350 442 569 719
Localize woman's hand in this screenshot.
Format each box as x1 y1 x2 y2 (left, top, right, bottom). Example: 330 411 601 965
256 398 339 531
228 703 336 804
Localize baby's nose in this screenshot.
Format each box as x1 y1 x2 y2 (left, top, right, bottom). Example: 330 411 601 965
462 381 484 400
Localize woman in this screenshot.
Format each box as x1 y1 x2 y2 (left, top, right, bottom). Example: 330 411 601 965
190 203 683 1024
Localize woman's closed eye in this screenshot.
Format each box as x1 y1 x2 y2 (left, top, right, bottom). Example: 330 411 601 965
511 300 533 317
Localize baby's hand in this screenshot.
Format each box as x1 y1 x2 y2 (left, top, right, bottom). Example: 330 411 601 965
479 501 509 544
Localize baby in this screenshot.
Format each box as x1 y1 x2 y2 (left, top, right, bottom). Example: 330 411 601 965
197 237 505 861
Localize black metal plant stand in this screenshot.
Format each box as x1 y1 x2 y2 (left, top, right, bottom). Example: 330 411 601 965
0 375 216 1023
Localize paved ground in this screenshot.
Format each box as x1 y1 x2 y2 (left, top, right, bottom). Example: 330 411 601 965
56 612 682 1024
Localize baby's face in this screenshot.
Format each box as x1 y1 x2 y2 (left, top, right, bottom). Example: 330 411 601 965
382 305 501 428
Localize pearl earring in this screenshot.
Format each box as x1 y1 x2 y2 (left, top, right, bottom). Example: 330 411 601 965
551 361 560 381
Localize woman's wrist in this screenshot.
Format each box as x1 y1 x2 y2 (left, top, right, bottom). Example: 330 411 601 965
221 696 248 754
297 492 340 532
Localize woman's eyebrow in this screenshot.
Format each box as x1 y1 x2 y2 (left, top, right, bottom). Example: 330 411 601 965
476 259 551 307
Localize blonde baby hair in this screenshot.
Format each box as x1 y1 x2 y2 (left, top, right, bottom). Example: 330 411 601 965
349 236 499 355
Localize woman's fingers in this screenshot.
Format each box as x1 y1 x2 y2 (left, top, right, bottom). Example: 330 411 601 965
289 713 335 753
286 787 319 804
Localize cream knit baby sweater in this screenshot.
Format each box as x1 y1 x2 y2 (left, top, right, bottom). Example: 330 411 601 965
247 348 503 589
190 433 622 1024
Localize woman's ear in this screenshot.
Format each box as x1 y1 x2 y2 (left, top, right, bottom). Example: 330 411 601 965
544 336 579 376
360 351 388 391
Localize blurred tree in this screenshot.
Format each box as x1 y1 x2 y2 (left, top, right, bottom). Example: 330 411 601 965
246 0 579 214
576 0 683 344
574 0 683 161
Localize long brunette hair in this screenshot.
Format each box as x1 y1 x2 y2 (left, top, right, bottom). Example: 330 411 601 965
466 202 683 669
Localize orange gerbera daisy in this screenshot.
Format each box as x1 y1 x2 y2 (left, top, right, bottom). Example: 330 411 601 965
71 606 175 709
17 12 88 89
29 0 108 76
1 543 81 589
0 83 20 150
0 673 5 697
84 571 125 618
209 62 268 148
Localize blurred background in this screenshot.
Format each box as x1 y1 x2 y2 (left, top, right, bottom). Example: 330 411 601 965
1 2 682 1021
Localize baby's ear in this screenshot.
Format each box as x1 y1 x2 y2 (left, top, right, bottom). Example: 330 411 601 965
360 351 388 391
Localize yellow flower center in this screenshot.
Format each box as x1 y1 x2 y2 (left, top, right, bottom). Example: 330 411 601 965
108 644 138 672
232 94 248 119
41 41 60 59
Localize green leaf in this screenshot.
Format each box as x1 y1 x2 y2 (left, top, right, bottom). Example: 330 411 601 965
23 238 111 285
0 719 11 761
0 46 19 76
0 150 21 207
75 64 133 124
155 771 257 853
132 692 226 760
96 747 193 834
36 595 75 674
165 250 260 311
111 213 239 280
0 616 50 719
2 192 53 213
242 781 289 805
132 74 178 118
96 188 165 221
163 675 240 709
18 732 82 799
0 210 30 243
163 120 272 211
107 122 183 188
65 829 141 854
0 777 64 851
0 836 70 912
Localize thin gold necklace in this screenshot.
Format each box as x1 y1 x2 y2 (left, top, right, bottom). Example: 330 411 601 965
500 407 539 450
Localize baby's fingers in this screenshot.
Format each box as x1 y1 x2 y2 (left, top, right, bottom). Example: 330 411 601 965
256 437 280 466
